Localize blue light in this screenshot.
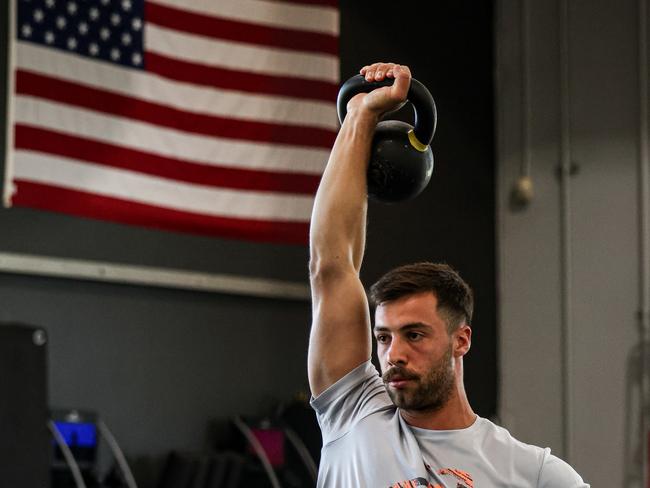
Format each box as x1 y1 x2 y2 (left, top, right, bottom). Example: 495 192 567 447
54 421 97 447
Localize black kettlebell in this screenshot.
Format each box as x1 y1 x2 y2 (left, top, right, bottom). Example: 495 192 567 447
337 74 437 203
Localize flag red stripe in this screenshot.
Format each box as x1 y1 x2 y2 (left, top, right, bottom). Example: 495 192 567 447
15 125 322 194
16 70 337 149
145 51 338 103
146 1 338 56
12 181 310 244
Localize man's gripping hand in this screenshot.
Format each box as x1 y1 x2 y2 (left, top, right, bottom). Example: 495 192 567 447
348 63 412 119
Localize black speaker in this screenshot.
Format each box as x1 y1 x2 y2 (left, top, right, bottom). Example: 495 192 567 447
0 323 50 487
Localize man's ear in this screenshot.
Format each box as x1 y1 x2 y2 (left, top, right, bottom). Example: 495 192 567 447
453 324 472 357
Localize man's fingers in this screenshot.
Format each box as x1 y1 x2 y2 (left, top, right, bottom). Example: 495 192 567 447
360 62 401 82
356 62 412 113
391 65 411 99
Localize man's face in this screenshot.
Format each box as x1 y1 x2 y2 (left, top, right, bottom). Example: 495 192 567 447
374 292 456 412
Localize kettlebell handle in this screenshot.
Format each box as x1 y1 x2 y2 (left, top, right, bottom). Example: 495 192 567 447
336 74 437 149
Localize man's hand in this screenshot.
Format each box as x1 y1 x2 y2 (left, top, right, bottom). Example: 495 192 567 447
347 63 412 118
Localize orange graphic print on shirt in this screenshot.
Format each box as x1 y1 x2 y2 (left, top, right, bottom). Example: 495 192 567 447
438 468 473 487
389 467 473 488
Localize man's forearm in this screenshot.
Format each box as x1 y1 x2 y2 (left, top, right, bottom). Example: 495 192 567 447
309 108 378 275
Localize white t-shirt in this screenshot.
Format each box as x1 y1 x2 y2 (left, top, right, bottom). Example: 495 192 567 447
311 360 589 487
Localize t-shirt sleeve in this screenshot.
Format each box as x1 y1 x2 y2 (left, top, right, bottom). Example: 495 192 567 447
537 449 590 487
310 360 392 445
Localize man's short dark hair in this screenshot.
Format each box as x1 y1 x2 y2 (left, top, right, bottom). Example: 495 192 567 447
369 262 474 332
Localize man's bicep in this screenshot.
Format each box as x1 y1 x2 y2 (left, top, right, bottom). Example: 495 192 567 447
308 270 372 397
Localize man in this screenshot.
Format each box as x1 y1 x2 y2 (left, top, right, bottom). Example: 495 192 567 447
307 62 589 487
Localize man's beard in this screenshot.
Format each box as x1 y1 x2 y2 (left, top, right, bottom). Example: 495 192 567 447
382 345 455 412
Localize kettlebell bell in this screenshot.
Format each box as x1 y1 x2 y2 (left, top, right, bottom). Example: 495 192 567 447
336 74 437 203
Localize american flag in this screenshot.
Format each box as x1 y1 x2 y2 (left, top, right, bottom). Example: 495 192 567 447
5 0 339 245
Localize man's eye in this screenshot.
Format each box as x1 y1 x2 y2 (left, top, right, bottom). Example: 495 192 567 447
376 335 389 343
407 332 422 341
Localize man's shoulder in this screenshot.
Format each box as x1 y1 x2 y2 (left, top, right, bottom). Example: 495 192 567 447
478 418 588 486
477 418 549 461
311 360 387 409
311 360 395 445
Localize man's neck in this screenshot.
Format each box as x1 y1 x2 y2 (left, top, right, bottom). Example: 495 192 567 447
399 385 476 430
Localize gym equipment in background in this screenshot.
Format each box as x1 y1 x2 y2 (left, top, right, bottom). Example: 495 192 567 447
232 415 317 488
50 408 138 488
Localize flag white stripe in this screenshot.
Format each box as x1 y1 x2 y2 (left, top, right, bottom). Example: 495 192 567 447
14 151 314 221
16 43 338 131
151 0 339 35
146 24 339 82
15 96 330 174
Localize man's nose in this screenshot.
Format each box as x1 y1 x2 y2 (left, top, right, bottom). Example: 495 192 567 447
387 337 408 366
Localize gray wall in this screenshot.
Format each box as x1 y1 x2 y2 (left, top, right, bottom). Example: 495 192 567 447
497 0 644 485
0 274 312 482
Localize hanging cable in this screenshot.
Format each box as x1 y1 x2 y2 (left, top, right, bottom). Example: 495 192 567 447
48 420 88 488
638 0 650 485
96 420 138 488
233 417 283 488
558 0 574 463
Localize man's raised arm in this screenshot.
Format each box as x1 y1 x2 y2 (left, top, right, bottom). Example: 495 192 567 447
308 63 411 397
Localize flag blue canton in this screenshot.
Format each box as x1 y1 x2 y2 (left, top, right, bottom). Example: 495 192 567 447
17 0 145 69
